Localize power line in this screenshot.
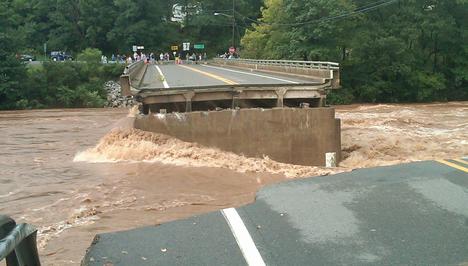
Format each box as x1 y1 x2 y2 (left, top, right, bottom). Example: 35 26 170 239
236 0 398 27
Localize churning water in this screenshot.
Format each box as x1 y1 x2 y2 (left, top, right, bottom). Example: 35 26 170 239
0 102 466 265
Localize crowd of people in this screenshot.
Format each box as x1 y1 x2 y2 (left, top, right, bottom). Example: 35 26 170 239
101 51 209 65
100 49 240 65
218 52 239 59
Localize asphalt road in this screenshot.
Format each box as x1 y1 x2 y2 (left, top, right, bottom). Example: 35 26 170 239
82 158 468 266
140 63 316 89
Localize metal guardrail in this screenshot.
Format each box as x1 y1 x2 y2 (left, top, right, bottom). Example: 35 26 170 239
0 215 41 266
213 58 339 70
123 60 143 75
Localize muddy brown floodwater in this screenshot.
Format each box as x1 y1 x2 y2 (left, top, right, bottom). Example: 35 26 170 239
0 103 467 265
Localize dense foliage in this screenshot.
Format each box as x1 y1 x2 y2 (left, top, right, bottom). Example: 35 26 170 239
6 0 261 55
11 56 124 109
0 0 466 109
242 0 467 103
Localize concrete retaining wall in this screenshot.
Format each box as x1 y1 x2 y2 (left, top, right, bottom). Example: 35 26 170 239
134 108 341 166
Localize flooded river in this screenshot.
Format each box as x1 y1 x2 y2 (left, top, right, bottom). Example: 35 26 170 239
0 103 467 265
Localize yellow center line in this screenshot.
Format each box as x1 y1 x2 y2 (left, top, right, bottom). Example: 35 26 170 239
453 158 468 166
436 159 468 173
179 65 238 85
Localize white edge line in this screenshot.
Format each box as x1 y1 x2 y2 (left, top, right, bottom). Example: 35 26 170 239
155 65 170 88
202 64 299 84
221 208 266 266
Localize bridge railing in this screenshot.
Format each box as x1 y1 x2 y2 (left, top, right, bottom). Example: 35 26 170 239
0 215 41 265
211 58 340 88
217 59 339 70
121 60 148 96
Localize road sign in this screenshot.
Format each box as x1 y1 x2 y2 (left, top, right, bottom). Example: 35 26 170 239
183 42 190 51
171 45 179 51
137 46 144 50
194 44 205 49
132 45 137 52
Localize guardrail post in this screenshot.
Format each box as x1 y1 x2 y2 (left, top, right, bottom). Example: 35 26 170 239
0 215 41 266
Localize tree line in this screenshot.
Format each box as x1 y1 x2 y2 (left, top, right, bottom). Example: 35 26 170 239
0 0 466 110
242 0 467 103
4 0 262 56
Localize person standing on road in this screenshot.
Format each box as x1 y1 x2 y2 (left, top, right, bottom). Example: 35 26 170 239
126 55 133 64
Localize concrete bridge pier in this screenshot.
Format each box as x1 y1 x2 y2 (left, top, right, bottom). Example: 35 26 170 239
183 92 195 113
275 88 287 107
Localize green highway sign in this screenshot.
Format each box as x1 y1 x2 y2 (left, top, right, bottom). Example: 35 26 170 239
194 44 205 49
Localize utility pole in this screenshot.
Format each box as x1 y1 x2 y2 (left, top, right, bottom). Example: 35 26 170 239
232 0 235 49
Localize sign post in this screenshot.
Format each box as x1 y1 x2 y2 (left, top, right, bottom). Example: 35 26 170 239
171 45 179 51
43 43 47 61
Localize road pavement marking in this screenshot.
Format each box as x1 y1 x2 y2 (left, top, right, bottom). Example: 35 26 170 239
155 65 170 88
179 65 238 85
221 208 266 266
202 64 300 84
436 159 468 173
453 158 468 166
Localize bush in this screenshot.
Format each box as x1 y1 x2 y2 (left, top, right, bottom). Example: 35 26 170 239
9 50 124 109
77 48 102 63
326 89 354 105
101 64 125 80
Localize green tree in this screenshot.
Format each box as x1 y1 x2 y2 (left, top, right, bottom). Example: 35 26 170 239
242 0 468 103
0 0 27 109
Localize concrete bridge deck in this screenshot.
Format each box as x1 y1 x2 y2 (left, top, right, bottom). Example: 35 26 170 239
82 159 468 265
121 60 339 113
140 64 319 89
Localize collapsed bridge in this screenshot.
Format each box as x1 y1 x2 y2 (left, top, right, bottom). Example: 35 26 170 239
120 58 342 166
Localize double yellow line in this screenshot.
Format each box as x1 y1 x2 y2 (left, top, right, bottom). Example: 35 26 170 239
437 159 468 173
179 65 238 85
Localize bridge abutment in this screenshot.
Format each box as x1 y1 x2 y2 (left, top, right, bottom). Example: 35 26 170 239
134 107 341 167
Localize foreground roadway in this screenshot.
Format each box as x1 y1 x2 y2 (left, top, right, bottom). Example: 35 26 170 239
83 159 468 265
140 63 317 89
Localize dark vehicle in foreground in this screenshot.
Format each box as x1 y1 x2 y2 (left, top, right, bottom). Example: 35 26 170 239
50 51 73 61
